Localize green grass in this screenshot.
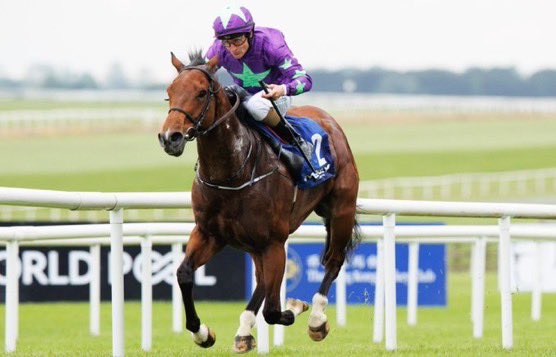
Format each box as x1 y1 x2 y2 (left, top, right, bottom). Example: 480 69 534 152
2 116 556 191
1 273 555 355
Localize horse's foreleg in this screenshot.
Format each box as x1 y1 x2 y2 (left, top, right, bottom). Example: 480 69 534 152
262 243 309 326
177 228 222 348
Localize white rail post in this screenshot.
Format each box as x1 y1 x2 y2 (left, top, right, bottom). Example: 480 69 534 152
90 244 101 336
4 241 18 353
373 239 384 343
171 243 183 333
407 242 419 326
110 209 125 357
471 237 486 338
383 213 397 351
14 242 19 341
498 216 513 350
141 236 153 351
531 242 542 321
252 260 269 354
336 262 347 327
273 242 287 347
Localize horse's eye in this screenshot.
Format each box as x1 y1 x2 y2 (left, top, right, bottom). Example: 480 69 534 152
164 98 169 101
198 90 207 98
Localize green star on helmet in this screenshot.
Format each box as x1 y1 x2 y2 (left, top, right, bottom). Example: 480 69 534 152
292 70 307 79
279 58 293 70
295 80 305 94
230 63 270 88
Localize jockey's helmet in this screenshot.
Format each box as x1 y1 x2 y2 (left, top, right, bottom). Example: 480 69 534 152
213 5 254 38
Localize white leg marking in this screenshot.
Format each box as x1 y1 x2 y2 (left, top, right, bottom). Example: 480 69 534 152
191 324 209 344
308 293 328 328
236 310 256 337
286 298 305 317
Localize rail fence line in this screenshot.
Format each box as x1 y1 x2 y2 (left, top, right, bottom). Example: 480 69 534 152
359 167 556 200
2 187 556 355
4 167 556 223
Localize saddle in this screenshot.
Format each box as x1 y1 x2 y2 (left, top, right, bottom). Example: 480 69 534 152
225 88 335 189
225 88 305 178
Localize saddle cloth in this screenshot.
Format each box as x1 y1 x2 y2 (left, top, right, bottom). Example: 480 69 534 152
245 115 336 189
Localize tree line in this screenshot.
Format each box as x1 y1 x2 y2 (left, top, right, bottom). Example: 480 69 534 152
2 65 556 97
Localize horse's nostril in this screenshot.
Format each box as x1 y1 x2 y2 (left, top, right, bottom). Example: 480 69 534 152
170 132 183 143
158 133 165 147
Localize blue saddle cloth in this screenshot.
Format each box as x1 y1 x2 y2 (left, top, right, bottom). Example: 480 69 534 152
246 116 335 189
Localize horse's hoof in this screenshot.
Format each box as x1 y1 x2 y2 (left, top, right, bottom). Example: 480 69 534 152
233 334 256 353
308 321 330 342
286 298 310 315
194 327 216 348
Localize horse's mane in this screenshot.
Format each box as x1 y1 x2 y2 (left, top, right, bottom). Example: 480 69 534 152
188 50 207 66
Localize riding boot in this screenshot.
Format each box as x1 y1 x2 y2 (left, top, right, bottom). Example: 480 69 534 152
267 114 313 160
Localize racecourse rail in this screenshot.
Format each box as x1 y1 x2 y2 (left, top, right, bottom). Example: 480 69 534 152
1 187 556 355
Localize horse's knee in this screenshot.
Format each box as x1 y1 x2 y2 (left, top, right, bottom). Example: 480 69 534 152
263 308 281 325
176 261 194 286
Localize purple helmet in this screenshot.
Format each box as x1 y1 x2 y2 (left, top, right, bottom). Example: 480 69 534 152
213 5 254 38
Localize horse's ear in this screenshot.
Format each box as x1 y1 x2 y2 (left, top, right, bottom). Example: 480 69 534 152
171 52 185 73
206 56 219 74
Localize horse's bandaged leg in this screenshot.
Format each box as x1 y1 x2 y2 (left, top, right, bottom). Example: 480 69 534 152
236 310 256 337
308 293 328 327
191 323 209 344
286 298 309 317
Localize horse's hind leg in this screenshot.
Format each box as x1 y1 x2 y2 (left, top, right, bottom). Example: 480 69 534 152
177 227 222 348
262 243 309 326
233 254 265 353
309 210 356 342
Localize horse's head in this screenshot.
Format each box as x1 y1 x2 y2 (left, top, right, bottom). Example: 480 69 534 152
158 52 220 157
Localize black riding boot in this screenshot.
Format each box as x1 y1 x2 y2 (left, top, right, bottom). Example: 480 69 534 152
272 120 313 160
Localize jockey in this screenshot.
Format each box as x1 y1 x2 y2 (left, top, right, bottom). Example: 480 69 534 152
206 5 313 154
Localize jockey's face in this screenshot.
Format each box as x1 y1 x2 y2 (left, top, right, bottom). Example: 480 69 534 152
221 33 250 59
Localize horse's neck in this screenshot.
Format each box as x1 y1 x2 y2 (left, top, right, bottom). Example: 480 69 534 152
196 98 252 182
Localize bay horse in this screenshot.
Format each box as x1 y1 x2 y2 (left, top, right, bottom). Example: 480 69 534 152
159 51 360 353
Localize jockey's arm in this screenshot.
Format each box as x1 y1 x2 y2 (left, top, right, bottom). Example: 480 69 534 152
264 34 313 98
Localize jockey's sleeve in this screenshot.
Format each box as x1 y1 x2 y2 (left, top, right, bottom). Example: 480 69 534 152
265 33 313 96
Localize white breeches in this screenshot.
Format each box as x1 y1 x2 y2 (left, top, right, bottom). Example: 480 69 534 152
243 90 292 121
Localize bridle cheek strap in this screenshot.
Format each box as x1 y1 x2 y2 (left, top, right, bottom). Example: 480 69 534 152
167 66 240 140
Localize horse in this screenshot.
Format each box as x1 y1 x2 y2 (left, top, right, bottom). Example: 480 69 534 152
158 51 360 353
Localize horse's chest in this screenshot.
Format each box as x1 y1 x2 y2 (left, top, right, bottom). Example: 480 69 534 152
196 199 268 244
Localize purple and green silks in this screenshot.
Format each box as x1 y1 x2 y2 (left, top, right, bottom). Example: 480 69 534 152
206 27 312 97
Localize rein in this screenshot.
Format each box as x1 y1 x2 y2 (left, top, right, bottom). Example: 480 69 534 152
168 66 240 140
169 65 277 190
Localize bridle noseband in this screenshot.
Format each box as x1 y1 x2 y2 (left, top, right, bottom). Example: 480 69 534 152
168 66 239 141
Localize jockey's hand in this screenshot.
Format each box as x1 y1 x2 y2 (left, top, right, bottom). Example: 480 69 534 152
261 84 287 100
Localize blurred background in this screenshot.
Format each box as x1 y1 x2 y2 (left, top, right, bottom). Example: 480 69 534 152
2 0 556 267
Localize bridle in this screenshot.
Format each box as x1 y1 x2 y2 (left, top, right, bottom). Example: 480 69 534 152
168 65 240 141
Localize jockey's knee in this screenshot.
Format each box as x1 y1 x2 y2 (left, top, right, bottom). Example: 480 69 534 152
243 91 291 122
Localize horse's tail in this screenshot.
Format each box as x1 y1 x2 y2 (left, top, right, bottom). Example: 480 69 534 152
345 211 363 260
320 209 363 265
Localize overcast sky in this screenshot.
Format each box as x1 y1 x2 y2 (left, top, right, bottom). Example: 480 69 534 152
1 0 555 81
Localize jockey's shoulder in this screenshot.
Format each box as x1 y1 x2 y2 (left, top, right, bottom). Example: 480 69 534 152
254 27 287 49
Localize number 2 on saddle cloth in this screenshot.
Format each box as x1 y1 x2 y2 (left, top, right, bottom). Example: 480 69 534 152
245 116 335 190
